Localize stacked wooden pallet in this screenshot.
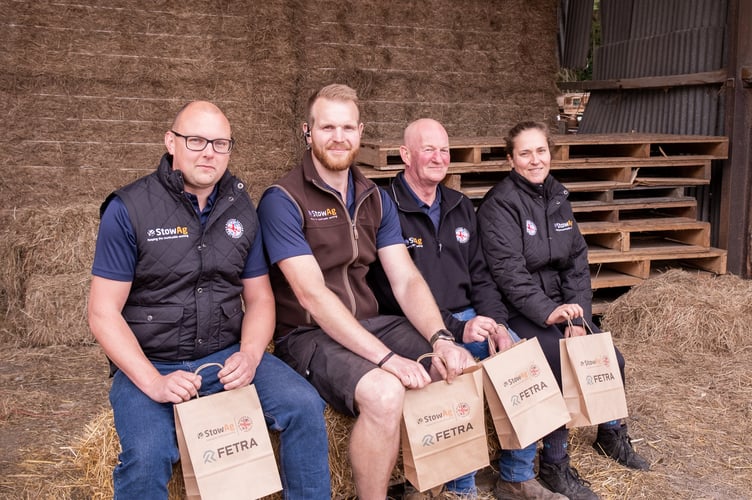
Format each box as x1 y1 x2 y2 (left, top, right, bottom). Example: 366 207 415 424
357 133 728 314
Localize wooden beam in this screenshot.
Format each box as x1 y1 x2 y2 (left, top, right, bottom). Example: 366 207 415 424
720 0 752 277
557 69 727 91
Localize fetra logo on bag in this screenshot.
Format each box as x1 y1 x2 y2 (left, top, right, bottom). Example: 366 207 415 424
196 416 259 463
579 355 616 385
415 401 476 446
503 363 550 406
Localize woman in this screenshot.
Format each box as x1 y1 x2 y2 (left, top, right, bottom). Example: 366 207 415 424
477 122 649 500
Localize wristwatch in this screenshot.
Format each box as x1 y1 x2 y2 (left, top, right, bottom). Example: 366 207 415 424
430 329 455 346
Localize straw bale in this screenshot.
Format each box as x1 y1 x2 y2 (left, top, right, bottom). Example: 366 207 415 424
71 405 406 499
1 203 99 277
0 203 99 342
324 406 357 497
15 271 92 347
601 269 752 353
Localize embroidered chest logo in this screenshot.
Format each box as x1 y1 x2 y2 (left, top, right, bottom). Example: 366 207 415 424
455 226 470 244
307 207 338 221
554 220 573 232
225 219 244 239
405 236 424 249
525 220 537 236
145 226 189 242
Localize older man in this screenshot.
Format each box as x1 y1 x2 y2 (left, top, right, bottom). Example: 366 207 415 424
369 118 565 500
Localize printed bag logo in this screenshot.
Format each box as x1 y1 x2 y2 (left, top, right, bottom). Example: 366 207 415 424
415 400 475 447
201 437 260 464
503 362 549 407
579 354 617 385
196 415 253 440
420 422 475 447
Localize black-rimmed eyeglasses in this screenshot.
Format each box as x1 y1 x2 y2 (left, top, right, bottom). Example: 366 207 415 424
171 130 235 154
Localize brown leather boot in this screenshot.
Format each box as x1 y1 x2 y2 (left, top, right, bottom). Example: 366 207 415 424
493 478 568 500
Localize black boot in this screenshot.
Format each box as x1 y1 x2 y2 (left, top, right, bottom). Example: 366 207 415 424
593 424 650 470
538 458 599 500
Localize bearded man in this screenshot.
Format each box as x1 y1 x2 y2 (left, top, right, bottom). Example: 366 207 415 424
257 84 474 500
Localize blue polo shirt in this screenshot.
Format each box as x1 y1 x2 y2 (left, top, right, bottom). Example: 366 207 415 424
403 181 442 230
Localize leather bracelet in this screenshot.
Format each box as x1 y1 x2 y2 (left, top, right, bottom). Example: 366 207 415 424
377 351 395 368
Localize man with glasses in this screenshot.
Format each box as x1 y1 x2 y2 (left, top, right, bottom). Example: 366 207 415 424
88 100 331 500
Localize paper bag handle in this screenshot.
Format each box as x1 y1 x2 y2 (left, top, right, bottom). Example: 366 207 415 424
416 352 445 364
488 329 525 357
191 362 224 398
566 317 595 335
488 333 498 356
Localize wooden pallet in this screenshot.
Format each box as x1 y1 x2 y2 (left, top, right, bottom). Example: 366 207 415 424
360 156 715 203
590 248 727 315
357 133 728 170
579 217 711 252
572 196 697 223
357 133 729 312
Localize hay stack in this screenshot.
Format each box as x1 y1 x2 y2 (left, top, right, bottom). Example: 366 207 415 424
0 203 100 344
17 271 92 347
601 269 752 353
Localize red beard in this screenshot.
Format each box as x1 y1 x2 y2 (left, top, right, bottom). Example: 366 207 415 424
311 141 358 172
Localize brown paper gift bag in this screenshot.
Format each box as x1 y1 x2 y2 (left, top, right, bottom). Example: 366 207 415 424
174 362 282 500
560 330 628 428
481 337 570 449
401 355 489 492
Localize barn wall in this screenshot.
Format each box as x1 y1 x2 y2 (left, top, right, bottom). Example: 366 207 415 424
0 0 559 334
1 0 559 205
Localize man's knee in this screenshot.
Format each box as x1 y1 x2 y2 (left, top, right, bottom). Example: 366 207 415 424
355 369 405 417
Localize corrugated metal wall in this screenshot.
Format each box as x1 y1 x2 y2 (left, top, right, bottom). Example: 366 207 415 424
581 0 727 134
568 0 728 241
558 0 595 69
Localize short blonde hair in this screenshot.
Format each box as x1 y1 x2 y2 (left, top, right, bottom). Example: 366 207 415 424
306 83 359 126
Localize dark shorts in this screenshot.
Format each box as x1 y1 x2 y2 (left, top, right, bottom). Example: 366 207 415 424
274 315 431 416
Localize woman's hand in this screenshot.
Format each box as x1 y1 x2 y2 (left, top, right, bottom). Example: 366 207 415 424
545 303 584 325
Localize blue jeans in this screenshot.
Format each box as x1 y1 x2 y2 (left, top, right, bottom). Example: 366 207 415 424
109 344 331 500
444 309 536 493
